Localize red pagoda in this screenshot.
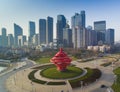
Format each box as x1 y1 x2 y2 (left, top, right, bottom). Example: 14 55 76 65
50 48 72 71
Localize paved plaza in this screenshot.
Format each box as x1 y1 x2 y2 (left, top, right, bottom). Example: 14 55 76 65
6 56 120 92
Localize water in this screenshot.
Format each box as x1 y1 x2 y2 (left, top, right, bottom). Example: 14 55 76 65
0 67 7 72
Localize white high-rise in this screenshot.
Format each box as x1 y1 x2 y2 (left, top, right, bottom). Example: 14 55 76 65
71 11 86 48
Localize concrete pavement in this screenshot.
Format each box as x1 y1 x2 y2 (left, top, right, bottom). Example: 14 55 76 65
6 57 120 92
73 58 115 92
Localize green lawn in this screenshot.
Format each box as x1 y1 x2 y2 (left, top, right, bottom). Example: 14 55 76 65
28 69 66 85
35 57 51 64
112 67 120 92
71 56 78 61
34 56 77 64
69 68 93 83
28 70 47 84
69 68 101 88
40 66 83 79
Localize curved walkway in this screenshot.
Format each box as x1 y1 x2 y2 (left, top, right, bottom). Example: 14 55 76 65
6 56 120 92
72 58 115 92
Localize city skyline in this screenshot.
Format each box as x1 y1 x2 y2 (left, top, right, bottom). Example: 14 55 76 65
0 0 120 41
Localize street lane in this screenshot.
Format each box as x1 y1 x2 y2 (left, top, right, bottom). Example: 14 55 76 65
0 59 34 92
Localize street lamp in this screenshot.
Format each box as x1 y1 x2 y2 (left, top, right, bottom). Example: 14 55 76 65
13 73 16 85
31 81 34 92
114 75 117 84
80 81 84 92
31 81 36 92
80 81 83 88
94 58 97 68
111 62 114 71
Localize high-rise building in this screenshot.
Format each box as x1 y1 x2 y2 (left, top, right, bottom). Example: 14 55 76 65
106 29 114 45
14 23 23 47
46 16 53 44
1 28 8 47
28 21 35 45
18 35 26 47
32 34 39 46
0 36 2 46
63 23 72 47
8 34 14 47
83 28 89 47
91 30 97 46
56 15 66 46
86 26 97 46
71 11 86 48
94 21 106 45
39 19 46 44
81 10 86 28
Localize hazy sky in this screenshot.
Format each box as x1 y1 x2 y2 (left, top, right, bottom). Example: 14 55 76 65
0 0 120 41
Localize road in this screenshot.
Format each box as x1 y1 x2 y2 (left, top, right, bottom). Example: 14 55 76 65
0 58 34 92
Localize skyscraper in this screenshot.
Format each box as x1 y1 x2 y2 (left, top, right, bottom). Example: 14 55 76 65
63 23 72 47
81 10 86 28
106 29 114 45
94 21 106 45
1 28 8 47
0 36 2 47
28 21 35 45
71 11 86 48
18 35 26 47
8 34 14 47
46 16 53 44
39 19 46 44
56 15 66 46
14 23 23 47
32 34 39 46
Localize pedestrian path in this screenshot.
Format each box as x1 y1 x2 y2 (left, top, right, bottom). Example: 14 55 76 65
72 59 115 92
6 57 117 92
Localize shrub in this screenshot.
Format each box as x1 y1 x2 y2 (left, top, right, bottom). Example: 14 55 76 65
47 82 66 85
69 68 101 88
28 70 46 84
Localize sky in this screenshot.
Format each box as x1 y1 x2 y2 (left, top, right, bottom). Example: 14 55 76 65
0 0 120 41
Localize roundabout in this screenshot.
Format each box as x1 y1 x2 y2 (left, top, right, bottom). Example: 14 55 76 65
6 48 117 92
6 62 102 92
40 66 83 79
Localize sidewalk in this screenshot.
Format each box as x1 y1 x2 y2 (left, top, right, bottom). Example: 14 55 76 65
72 59 115 92
6 57 116 92
6 68 72 92
0 62 26 77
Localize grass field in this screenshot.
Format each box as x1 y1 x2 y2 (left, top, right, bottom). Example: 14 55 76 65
112 67 120 92
69 68 101 88
35 56 76 64
40 66 83 79
35 57 51 64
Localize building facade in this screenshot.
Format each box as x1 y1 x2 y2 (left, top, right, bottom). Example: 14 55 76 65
14 23 23 47
39 19 46 44
71 11 86 48
1 28 8 47
18 35 26 47
94 21 106 45
32 34 39 46
28 21 35 45
56 15 66 47
8 34 14 47
106 29 114 45
46 16 53 45
63 23 72 47
0 36 2 46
